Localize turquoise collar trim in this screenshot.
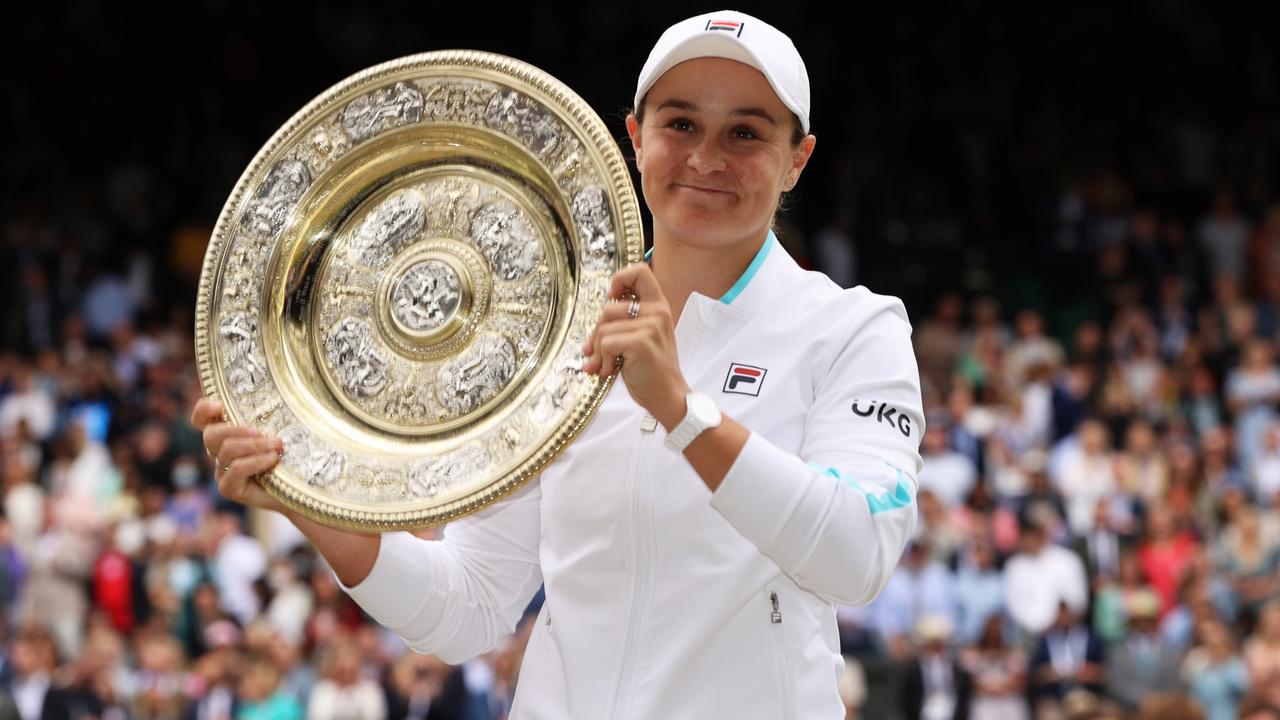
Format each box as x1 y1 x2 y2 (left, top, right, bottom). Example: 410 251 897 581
718 231 774 305
640 231 775 306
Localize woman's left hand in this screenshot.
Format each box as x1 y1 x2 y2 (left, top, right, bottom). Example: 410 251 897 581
580 262 690 427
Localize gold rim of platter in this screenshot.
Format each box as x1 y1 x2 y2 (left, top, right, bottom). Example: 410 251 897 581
195 50 643 531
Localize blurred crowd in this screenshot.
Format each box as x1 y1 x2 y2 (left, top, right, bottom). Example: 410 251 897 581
5 5 1280 720
827 177 1280 720
3 174 1280 720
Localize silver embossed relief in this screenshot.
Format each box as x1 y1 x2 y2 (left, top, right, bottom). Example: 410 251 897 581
391 260 461 331
470 202 543 280
220 313 268 395
240 160 311 241
419 80 497 123
279 426 345 489
530 351 585 424
484 90 561 157
436 334 517 416
420 178 485 239
325 318 391 398
351 191 427 268
342 82 425 143
198 52 642 530
296 119 354 178
408 445 491 498
572 186 615 271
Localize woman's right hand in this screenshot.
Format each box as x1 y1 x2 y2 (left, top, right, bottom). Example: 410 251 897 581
191 397 286 513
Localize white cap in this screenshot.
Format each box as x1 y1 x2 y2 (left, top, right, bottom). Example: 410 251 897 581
634 10 811 134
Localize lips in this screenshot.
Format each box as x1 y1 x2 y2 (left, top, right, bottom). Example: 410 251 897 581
673 183 733 196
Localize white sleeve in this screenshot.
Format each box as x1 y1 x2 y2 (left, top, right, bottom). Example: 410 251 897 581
338 479 543 664
709 299 923 606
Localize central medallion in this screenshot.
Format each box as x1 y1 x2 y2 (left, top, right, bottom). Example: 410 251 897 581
390 259 463 336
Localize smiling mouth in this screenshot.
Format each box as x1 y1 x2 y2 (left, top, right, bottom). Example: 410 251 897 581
674 183 732 195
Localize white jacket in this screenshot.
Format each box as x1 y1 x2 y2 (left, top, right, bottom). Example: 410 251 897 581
341 232 924 719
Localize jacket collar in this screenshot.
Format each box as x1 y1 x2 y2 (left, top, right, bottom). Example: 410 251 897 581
642 229 802 318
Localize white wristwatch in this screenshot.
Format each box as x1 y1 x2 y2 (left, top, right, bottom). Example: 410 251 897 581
664 391 722 452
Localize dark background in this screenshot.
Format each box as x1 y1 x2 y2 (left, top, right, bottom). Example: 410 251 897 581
7 1 1280 326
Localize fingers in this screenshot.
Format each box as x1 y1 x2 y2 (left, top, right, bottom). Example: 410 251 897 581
596 327 650 370
219 448 282 483
580 300 671 368
217 446 285 508
191 397 225 431
218 435 284 468
580 319 658 375
607 262 666 305
203 423 267 472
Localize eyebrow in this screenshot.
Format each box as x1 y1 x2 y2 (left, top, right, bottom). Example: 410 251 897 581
653 98 778 127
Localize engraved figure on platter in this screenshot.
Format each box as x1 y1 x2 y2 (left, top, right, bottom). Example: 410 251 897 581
435 335 516 415
325 318 391 399
469 202 543 280
572 186 616 270
351 191 426 268
220 313 268 394
392 261 461 331
240 160 311 241
408 445 491 498
278 426 344 489
342 81 425 142
484 90 560 156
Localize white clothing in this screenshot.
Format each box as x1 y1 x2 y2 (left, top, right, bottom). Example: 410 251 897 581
0 388 55 441
341 234 924 719
918 451 978 508
307 680 386 720
1003 544 1088 635
213 533 267 625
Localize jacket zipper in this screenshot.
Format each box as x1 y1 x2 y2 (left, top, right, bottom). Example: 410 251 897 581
606 420 656 719
769 589 797 720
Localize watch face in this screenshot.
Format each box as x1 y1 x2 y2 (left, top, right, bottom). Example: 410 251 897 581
688 392 720 424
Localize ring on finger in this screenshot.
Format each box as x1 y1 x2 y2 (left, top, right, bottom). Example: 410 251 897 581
626 298 640 319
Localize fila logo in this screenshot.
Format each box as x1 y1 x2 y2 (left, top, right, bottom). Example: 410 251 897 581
705 19 745 37
723 363 766 396
851 399 913 438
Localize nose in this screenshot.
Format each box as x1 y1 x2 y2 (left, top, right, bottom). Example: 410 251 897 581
686 135 727 175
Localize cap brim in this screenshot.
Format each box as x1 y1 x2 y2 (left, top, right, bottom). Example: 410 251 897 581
635 34 807 133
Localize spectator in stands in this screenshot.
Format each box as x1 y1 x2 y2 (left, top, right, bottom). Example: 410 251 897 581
1182 617 1249 720
958 614 1029 720
1005 517 1088 639
1103 590 1183 711
1029 602 1105 717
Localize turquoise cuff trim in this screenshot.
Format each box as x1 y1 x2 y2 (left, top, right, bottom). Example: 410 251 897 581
719 231 774 305
813 464 914 516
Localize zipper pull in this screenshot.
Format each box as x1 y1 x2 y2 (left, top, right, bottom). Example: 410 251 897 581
545 609 552 627
640 414 658 432
770 591 782 624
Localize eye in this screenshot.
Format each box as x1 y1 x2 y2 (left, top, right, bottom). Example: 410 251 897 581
667 117 695 132
731 126 759 140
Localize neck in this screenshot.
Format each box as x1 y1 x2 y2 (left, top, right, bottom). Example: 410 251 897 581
649 228 769 320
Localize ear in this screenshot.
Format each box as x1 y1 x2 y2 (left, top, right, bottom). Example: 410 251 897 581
625 113 643 170
783 133 817 191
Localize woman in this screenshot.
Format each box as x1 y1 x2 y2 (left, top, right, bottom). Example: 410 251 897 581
193 10 924 717
958 615 1029 720
1183 617 1249 720
1214 504 1280 616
